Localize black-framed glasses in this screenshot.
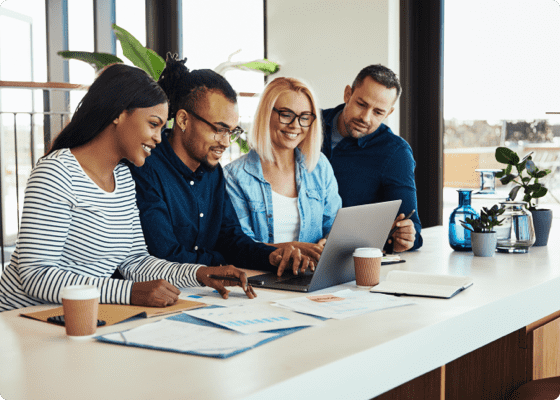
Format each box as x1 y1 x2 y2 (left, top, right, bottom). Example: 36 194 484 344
273 107 316 128
184 109 244 142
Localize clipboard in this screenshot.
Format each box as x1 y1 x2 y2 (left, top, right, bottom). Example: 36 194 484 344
20 299 207 326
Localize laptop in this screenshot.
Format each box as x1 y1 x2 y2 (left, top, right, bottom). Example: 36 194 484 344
252 199 402 292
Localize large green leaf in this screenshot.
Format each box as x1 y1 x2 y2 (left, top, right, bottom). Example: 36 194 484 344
112 24 164 79
239 59 280 75
495 147 519 165
57 51 123 72
146 48 166 80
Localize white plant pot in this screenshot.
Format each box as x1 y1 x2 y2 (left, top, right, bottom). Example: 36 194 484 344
471 232 497 257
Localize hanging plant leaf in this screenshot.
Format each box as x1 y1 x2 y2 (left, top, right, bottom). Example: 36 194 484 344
508 185 521 201
57 51 123 72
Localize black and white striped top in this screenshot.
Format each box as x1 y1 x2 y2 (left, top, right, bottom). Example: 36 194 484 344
0 149 203 312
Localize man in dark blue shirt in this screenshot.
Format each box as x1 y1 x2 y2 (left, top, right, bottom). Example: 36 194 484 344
130 58 310 277
322 64 422 251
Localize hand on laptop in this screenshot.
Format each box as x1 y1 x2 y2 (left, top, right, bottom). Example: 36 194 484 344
268 241 325 263
269 245 315 277
388 214 416 252
196 265 257 299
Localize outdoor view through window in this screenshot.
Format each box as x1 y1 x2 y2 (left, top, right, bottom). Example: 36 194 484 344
443 0 560 217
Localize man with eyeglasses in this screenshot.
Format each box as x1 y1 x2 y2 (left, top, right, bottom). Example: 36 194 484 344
129 61 311 284
321 64 423 252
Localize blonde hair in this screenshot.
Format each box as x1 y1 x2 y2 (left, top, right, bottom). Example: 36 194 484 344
248 77 322 172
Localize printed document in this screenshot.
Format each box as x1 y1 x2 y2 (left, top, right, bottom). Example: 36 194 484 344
273 289 415 319
184 303 323 334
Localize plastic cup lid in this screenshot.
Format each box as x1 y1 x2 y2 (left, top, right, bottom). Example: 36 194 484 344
60 285 100 300
353 247 383 258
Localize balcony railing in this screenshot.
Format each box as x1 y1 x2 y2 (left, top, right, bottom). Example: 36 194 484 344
0 80 255 271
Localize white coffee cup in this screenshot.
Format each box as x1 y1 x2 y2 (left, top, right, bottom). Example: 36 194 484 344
60 285 100 340
353 247 383 288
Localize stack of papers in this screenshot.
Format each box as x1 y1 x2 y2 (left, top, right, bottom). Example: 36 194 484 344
273 289 415 320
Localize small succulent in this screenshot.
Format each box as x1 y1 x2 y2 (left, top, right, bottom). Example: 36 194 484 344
461 204 505 233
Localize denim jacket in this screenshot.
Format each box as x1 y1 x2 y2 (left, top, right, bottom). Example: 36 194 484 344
223 149 342 244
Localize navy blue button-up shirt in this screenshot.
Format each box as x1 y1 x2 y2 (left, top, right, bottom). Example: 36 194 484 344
129 130 276 271
322 104 423 251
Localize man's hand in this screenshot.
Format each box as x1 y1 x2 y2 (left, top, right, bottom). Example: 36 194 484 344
130 279 181 307
388 213 416 252
196 265 256 299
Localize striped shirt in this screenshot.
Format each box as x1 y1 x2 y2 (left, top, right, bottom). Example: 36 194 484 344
0 149 203 312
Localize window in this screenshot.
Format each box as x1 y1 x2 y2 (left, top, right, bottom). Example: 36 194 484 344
443 0 560 215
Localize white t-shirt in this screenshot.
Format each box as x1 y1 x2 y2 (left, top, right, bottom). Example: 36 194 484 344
271 190 300 243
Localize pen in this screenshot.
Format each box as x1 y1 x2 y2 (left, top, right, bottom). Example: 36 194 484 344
387 209 416 239
208 275 265 286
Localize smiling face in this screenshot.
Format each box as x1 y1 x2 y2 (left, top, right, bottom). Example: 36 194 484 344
173 90 239 172
340 76 397 139
113 102 168 167
269 90 313 152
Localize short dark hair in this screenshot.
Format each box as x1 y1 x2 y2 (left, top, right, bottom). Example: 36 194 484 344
157 53 237 120
352 64 402 99
48 63 167 154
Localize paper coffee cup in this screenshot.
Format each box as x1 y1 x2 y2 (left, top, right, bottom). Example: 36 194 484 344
353 248 383 288
60 285 100 340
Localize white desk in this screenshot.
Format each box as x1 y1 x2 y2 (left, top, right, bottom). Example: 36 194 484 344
1 225 560 400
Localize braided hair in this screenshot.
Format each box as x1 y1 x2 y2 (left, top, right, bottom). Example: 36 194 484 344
157 53 237 121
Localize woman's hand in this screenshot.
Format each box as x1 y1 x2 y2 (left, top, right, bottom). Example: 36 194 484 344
268 239 326 276
130 279 181 307
196 265 257 299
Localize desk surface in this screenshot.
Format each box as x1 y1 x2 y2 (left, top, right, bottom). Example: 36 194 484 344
1 225 560 400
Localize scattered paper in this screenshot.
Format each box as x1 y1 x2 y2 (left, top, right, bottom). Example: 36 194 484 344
99 318 277 356
179 286 285 307
273 289 415 320
184 303 323 334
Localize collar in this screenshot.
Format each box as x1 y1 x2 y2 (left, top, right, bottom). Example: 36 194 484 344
243 148 306 182
324 104 387 148
159 129 208 180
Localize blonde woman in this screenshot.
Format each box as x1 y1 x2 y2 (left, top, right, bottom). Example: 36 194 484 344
224 77 342 273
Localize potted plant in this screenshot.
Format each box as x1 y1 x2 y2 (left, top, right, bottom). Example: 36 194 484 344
461 205 505 257
494 147 553 246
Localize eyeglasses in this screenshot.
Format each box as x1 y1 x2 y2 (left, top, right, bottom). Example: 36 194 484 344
273 107 316 128
184 109 244 142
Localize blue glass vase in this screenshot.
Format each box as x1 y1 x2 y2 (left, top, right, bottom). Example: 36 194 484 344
449 189 479 251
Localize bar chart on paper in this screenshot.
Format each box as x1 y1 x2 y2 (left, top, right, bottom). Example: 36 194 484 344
184 304 323 334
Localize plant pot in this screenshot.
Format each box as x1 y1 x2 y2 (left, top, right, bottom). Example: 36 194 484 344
530 209 553 247
471 232 497 257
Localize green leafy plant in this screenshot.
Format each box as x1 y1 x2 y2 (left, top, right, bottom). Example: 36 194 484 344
58 24 280 154
461 204 505 233
494 147 551 210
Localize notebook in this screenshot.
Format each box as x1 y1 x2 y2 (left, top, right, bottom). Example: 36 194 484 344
253 200 402 292
370 270 473 299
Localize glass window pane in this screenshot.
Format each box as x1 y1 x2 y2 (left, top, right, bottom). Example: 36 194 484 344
115 0 146 64
444 0 560 215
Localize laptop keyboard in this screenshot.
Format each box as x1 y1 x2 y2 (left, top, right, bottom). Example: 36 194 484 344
275 274 314 286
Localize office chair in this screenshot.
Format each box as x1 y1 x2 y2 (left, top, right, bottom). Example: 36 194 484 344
508 376 560 400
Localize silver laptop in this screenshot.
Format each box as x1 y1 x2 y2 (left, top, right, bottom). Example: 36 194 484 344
252 200 402 292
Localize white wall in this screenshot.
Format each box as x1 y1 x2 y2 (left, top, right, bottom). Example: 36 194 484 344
266 0 400 133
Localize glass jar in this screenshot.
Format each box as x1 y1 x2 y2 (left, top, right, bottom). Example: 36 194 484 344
449 189 479 251
495 201 536 253
472 169 509 212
